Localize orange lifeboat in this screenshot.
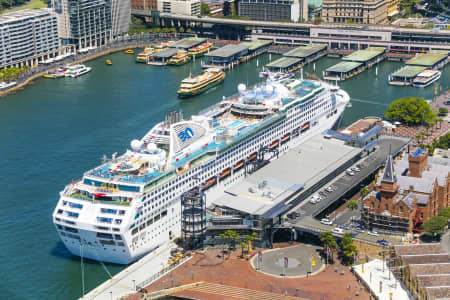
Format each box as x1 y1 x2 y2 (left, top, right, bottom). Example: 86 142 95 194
234 160 244 170
247 153 257 161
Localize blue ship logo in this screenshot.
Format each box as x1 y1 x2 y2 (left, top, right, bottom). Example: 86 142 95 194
178 127 194 142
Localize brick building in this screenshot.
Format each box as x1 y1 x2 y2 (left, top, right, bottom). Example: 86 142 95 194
390 244 450 300
362 148 450 233
131 0 157 10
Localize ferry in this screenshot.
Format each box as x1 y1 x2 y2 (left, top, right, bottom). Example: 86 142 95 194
65 64 92 78
0 81 17 91
124 49 134 54
43 68 66 79
177 68 225 98
52 76 350 264
136 47 155 63
412 70 441 88
153 41 174 53
167 50 191 66
187 42 213 58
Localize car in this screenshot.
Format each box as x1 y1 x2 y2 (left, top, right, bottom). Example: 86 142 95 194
339 224 351 230
444 101 450 105
352 167 360 172
368 231 379 236
320 218 333 225
347 171 355 176
319 191 327 197
376 239 390 246
331 228 344 234
326 186 334 192
309 198 318 204
355 227 365 233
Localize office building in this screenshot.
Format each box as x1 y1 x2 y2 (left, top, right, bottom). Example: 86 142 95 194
362 149 450 233
321 0 387 24
238 0 308 22
156 0 201 16
0 9 60 69
53 0 129 48
131 0 157 10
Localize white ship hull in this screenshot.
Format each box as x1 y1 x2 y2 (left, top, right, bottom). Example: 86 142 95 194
53 79 350 264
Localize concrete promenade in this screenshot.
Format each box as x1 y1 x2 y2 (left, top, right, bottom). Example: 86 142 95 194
81 241 190 300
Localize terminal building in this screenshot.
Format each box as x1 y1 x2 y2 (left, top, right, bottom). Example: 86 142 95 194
362 148 450 234
0 9 60 69
206 134 362 245
238 0 308 22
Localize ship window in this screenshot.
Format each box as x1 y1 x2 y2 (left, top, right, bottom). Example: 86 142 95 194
97 232 113 239
57 209 63 214
132 228 138 235
100 240 115 246
64 226 78 233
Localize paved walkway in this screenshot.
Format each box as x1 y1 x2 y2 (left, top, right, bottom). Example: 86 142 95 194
252 244 323 277
81 241 184 300
383 121 449 147
126 244 370 300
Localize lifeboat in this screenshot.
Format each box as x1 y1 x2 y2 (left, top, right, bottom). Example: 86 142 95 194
220 168 231 179
233 160 244 171
247 153 257 161
301 122 310 132
281 133 290 144
270 140 279 148
201 177 217 191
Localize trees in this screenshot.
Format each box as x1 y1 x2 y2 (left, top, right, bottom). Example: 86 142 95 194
439 208 450 220
420 133 450 155
320 231 338 263
200 3 210 15
244 232 259 251
360 186 369 201
422 216 447 238
385 97 436 125
239 242 246 258
340 233 358 265
439 107 448 116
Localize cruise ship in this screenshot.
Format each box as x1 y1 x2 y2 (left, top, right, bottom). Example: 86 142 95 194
52 77 350 264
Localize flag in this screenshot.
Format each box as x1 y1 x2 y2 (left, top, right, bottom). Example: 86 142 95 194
362 263 365 273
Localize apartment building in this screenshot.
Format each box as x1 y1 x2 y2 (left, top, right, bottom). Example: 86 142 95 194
131 0 157 10
321 0 388 24
238 0 308 22
0 9 60 69
156 0 201 16
53 0 129 48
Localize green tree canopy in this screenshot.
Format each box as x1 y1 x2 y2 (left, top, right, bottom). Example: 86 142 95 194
200 3 210 15
439 107 448 115
385 97 436 125
341 233 358 265
347 200 358 211
439 207 450 219
422 216 447 236
320 231 338 251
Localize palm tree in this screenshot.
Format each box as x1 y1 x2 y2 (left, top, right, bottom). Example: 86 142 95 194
347 199 359 226
239 242 246 258
360 187 369 201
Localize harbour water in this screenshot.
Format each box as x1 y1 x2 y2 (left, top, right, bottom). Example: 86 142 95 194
0 51 448 300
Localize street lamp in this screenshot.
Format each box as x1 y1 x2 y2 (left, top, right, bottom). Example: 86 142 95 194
110 291 112 300
132 279 136 291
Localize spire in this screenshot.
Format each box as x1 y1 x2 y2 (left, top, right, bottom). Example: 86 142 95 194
382 147 397 184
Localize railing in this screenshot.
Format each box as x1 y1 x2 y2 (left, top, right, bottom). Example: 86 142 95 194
136 255 192 292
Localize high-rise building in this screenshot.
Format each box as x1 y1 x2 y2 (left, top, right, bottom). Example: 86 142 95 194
321 0 387 24
131 0 157 10
0 9 60 69
53 0 130 48
156 0 200 16
238 0 308 22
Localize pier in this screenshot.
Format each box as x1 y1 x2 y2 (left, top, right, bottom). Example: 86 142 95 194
324 47 386 81
405 51 449 69
170 37 207 50
388 65 427 86
149 48 179 66
203 40 271 70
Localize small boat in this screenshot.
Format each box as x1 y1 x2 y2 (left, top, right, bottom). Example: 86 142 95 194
105 59 112 65
124 49 134 54
0 81 17 91
43 68 66 79
136 47 155 63
412 70 441 88
177 68 225 98
65 64 92 78
187 42 213 58
167 50 191 66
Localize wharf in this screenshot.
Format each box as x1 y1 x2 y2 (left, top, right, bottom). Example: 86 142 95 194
170 37 207 50
324 47 385 81
149 48 179 65
405 51 449 69
265 56 303 73
203 40 271 70
81 241 191 300
389 65 427 86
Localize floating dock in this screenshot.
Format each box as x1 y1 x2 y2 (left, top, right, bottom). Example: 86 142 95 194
170 37 207 50
203 40 271 70
405 51 449 69
324 47 385 81
149 48 179 66
284 44 328 64
388 65 427 86
265 57 303 73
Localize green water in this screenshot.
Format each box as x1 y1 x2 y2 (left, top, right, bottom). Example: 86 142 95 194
0 51 448 300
